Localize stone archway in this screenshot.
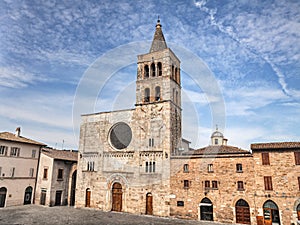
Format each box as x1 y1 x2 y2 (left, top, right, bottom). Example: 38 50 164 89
263 200 280 225
199 197 213 221
235 199 250 224
70 170 77 206
111 182 122 212
23 186 33 205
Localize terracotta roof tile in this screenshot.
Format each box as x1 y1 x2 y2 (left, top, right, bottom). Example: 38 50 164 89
251 142 300 150
42 148 78 161
184 145 250 155
0 132 46 146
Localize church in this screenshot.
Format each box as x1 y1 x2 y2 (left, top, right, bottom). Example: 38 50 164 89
75 20 300 225
75 19 182 216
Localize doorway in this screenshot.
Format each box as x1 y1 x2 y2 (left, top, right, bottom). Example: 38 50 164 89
200 197 213 221
55 190 62 206
235 199 251 224
0 187 7 207
112 183 122 212
263 200 280 225
296 204 300 220
23 186 33 205
146 193 153 215
70 170 77 206
85 188 91 207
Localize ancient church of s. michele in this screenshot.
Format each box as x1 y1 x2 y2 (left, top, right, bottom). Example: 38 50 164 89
75 20 300 225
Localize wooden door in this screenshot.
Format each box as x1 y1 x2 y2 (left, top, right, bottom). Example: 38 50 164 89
40 190 46 205
236 206 250 224
55 191 62 206
23 186 32 205
85 189 91 207
146 193 153 215
112 183 122 212
0 187 7 207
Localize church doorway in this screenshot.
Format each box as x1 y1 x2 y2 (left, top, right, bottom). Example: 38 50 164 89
70 170 77 206
145 193 153 215
23 186 33 205
85 188 91 207
200 197 213 221
0 187 7 207
235 199 251 224
263 200 280 225
112 183 122 212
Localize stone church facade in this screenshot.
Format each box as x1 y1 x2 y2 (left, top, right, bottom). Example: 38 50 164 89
75 20 300 225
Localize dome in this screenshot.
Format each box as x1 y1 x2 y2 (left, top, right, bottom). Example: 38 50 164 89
211 130 224 138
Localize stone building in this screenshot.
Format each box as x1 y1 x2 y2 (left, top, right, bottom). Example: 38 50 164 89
76 19 181 216
0 128 45 207
35 147 77 207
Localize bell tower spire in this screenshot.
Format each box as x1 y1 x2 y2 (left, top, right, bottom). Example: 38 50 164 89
149 17 167 53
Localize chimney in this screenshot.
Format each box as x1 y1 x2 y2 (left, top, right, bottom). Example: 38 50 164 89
15 127 21 137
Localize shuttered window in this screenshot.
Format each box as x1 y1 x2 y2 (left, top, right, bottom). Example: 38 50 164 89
264 176 273 190
262 153 270 165
295 152 300 165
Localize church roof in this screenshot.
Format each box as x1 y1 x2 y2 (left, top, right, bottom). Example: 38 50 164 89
0 132 46 146
42 148 78 161
186 145 250 155
149 18 167 53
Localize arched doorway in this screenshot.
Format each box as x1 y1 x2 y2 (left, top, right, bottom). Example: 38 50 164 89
235 199 251 224
297 204 300 220
0 187 7 207
112 182 122 212
23 186 33 205
200 197 213 221
70 170 77 206
146 193 153 215
263 200 280 225
85 188 91 207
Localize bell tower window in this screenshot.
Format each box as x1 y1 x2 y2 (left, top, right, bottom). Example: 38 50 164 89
171 65 174 79
155 86 161 101
157 62 162 76
151 63 156 77
144 65 149 78
144 88 150 103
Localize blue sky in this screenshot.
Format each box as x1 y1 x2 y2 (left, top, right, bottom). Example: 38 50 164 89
0 0 299 150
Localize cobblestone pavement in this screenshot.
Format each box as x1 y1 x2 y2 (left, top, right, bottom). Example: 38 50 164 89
0 205 234 225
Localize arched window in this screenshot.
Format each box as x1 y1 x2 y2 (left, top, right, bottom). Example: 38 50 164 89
157 62 162 76
144 65 149 78
155 86 161 101
235 199 250 224
0 187 7 207
151 63 156 77
144 88 150 103
175 91 178 104
263 200 280 224
175 67 178 82
171 65 174 79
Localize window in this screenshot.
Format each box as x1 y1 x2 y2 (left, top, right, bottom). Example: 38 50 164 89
145 161 155 173
151 63 155 77
214 139 218 145
0 167 2 176
205 180 210 189
10 167 15 177
177 201 184 207
212 181 218 189
264 176 273 190
184 180 189 188
262 153 270 165
29 168 34 177
298 177 300 191
0 146 8 156
208 164 213 173
144 88 150 103
10 147 20 157
87 161 95 171
57 169 63 180
43 168 48 179
237 181 244 190
295 152 300 165
155 86 161 101
149 138 154 147
144 65 149 78
157 62 162 76
236 164 243 172
183 164 189 173
31 150 36 158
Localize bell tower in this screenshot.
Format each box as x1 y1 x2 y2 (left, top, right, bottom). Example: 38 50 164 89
135 19 182 154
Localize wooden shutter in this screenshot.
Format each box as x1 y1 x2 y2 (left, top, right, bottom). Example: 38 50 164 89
295 152 300 165
264 176 273 190
262 153 270 165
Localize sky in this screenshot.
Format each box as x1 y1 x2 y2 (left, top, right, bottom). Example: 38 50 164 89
0 0 299 150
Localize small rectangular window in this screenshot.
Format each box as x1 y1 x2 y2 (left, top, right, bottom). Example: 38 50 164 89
0 167 2 176
29 168 34 177
236 164 243 172
145 162 148 173
87 161 95 171
183 164 189 173
148 138 154 147
208 164 213 172
10 147 20 157
152 162 156 173
184 180 189 188
11 167 15 177
264 176 273 190
212 181 218 189
0 146 8 156
57 169 63 180
177 201 184 207
32 150 36 158
43 168 48 179
262 153 270 165
295 152 300 165
205 180 210 189
214 139 218 145
237 181 244 190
